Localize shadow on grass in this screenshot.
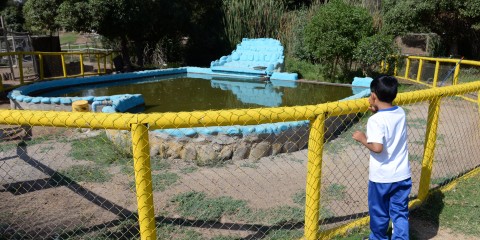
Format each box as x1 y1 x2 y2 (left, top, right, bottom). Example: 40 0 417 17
409 190 445 240
53 212 370 240
0 143 137 239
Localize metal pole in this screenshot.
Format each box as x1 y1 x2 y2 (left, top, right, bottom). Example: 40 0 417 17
404 58 411 79
96 54 101 74
394 57 398 76
61 53 67 77
1 16 16 80
131 123 157 240
27 35 38 77
11 35 17 66
453 63 461 85
416 59 424 83
432 61 440 87
39 54 44 80
417 97 442 201
18 53 24 84
304 113 326 240
80 53 84 77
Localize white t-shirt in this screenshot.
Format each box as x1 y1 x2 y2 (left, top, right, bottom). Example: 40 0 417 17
367 106 411 183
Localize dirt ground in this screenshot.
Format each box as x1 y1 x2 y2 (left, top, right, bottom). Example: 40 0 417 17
0 96 479 239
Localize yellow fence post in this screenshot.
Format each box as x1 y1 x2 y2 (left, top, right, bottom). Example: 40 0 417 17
453 64 461 85
18 54 24 84
404 58 411 79
97 54 101 74
39 54 44 80
394 58 398 76
432 61 440 87
80 53 85 77
417 97 442 201
61 53 67 78
416 59 424 83
131 123 157 240
304 113 326 240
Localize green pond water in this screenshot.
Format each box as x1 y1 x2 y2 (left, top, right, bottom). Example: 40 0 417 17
45 76 353 113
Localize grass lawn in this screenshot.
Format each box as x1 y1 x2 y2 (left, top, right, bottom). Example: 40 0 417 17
60 32 80 45
411 171 480 237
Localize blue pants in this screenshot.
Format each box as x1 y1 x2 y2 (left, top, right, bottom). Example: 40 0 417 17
368 178 412 240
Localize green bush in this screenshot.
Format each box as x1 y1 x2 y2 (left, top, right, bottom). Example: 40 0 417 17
286 7 315 61
354 34 399 76
285 56 325 80
304 0 373 76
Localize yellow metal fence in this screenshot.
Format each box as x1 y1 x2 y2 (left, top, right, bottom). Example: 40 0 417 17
390 55 480 103
1 58 480 240
0 51 115 92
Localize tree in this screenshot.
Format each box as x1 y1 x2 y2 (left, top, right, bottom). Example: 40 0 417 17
0 0 25 32
428 0 480 57
304 0 373 76
0 0 8 10
354 34 398 76
182 0 229 66
56 0 92 33
57 0 168 70
23 0 62 35
382 0 480 58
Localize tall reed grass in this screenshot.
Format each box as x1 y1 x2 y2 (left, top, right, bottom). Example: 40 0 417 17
222 0 285 48
344 0 383 30
278 1 322 58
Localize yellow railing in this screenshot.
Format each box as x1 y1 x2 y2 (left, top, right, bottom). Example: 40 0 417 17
1 80 480 239
386 56 480 103
1 56 480 239
305 81 480 239
0 51 115 92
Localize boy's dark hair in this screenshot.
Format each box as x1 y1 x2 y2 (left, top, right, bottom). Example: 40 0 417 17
370 75 398 103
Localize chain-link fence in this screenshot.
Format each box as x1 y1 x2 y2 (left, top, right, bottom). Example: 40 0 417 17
1 71 480 239
313 84 480 239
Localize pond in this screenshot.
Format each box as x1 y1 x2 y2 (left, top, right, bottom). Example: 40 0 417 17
37 74 353 113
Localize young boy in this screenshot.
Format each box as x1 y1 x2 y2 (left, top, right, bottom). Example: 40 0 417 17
352 75 411 240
